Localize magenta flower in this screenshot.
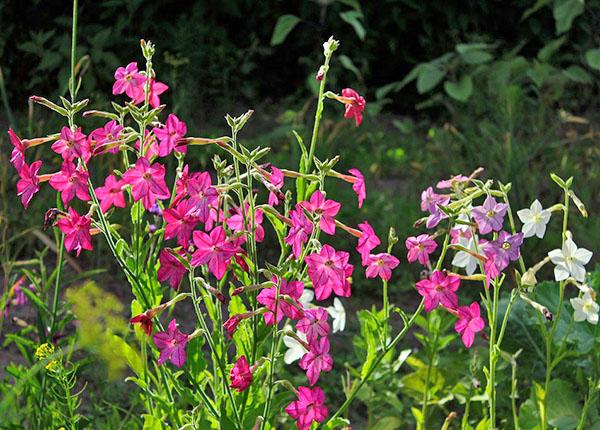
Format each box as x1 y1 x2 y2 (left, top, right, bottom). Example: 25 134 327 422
348 168 366 208
8 128 26 172
296 308 330 346
483 251 501 289
157 248 188 290
51 126 89 161
406 234 437 265
229 355 253 392
226 203 265 243
285 386 328 430
471 196 508 234
298 337 333 386
487 231 524 271
153 319 189 368
132 78 168 108
95 174 126 212
365 253 400 281
130 305 166 337
285 205 314 258
112 62 145 98
341 88 366 127
16 160 42 208
455 302 485 348
357 221 381 265
266 164 284 206
90 120 123 155
305 245 352 300
163 199 200 246
420 187 450 228
56 207 93 256
185 171 219 223
223 315 241 338
153 114 187 157
257 277 304 325
49 161 91 206
416 270 460 312
121 157 170 210
191 226 236 279
300 190 341 235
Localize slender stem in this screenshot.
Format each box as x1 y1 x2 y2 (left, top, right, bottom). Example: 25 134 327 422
48 233 65 337
260 279 281 429
69 0 78 103
421 315 439 429
382 280 389 342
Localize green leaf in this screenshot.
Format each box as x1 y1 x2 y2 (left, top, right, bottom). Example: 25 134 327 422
537 36 566 62
444 75 473 102
110 334 143 377
270 15 301 46
553 0 585 34
374 416 403 430
585 48 600 71
547 379 582 429
339 54 363 80
563 65 593 83
456 43 493 64
339 11 365 40
416 64 446 94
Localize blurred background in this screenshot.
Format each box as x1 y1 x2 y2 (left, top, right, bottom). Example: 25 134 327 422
2 0 600 427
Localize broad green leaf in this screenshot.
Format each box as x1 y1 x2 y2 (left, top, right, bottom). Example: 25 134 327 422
444 75 473 102
461 50 493 65
339 11 365 40
339 54 363 80
553 0 584 34
563 65 593 83
374 416 403 430
142 414 162 430
537 36 566 61
416 64 446 94
547 379 582 429
270 15 301 46
110 334 143 377
585 48 600 71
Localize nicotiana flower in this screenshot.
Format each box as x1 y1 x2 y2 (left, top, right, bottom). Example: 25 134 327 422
471 196 507 234
51 126 89 161
226 203 265 243
56 207 93 256
455 302 485 348
90 120 123 155
517 199 551 239
305 245 353 300
296 308 330 346
153 319 189 368
570 291 599 324
285 206 314 258
121 157 170 210
191 226 237 280
153 113 187 157
112 62 145 98
406 234 437 266
132 78 168 108
341 88 366 127
49 161 91 206
163 199 200 247
326 298 346 333
257 277 304 325
95 174 125 212
283 330 309 364
452 235 481 275
487 231 524 272
548 238 593 282
184 171 219 222
299 289 314 308
420 187 450 228
298 336 333 386
357 221 381 265
265 164 284 206
300 190 341 235
436 174 469 189
348 168 366 208
16 160 42 208
416 270 460 312
285 386 328 430
8 128 26 172
365 253 400 281
157 249 187 290
229 355 253 392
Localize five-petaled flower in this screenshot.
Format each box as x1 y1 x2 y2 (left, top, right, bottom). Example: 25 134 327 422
517 199 551 239
49 161 91 206
341 88 365 127
305 245 353 300
56 207 93 256
229 355 253 392
296 308 330 346
298 336 333 385
365 253 400 281
471 196 508 235
455 302 485 348
121 157 170 210
16 160 42 208
51 126 89 161
570 291 599 325
112 62 145 99
548 238 593 282
191 226 237 279
153 319 189 368
416 270 460 312
157 248 188 290
95 174 126 212
406 234 437 266
153 113 187 157
300 190 341 235
257 277 305 325
285 386 329 430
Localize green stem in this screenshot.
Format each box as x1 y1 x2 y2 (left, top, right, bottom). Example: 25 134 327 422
421 315 439 429
49 234 65 337
260 279 281 429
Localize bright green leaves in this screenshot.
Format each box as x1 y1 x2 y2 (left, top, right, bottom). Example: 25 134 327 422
270 15 301 46
416 64 446 94
444 75 473 102
553 0 585 34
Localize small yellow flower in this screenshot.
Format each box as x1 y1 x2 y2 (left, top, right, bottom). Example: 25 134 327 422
34 343 55 361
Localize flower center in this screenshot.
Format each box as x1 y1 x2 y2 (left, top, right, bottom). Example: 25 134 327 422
142 172 152 180
435 284 445 292
486 210 495 218
502 242 511 250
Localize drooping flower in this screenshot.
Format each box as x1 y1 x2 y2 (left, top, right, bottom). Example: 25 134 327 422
471 196 508 235
548 238 593 282
452 235 481 275
157 249 187 290
285 205 314 258
436 174 469 189
326 298 346 333
132 78 168 108
416 270 460 312
420 187 450 228
257 277 305 325
285 386 328 430
298 337 333 386
163 199 200 246
296 308 330 346
56 207 93 256
517 199 551 239
455 302 485 348
112 62 145 98
16 160 42 208
49 161 91 206
405 234 437 266
185 171 219 222
300 190 340 235
305 245 352 300
121 157 170 210
299 289 314 309
130 304 168 336
229 355 253 392
8 128 26 172
153 114 187 157
227 203 265 243
357 221 381 265
483 250 501 289
570 291 599 325
90 120 123 155
348 168 366 208
51 126 89 161
365 253 400 281
191 226 237 279
265 164 284 206
153 319 189 368
341 88 366 126
283 331 309 364
95 174 126 212
223 315 241 339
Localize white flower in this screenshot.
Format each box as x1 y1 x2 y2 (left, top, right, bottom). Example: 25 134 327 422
570 291 599 324
299 289 314 309
326 298 346 333
548 238 593 282
452 235 480 275
517 199 551 239
283 331 308 364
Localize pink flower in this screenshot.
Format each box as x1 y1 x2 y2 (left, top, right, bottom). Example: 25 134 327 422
185 172 219 223
300 190 340 235
16 160 42 208
265 164 284 206
223 315 241 338
285 205 314 258
130 305 166 337
257 277 304 325
342 88 366 127
357 221 381 265
56 207 93 256
163 199 200 246
8 128 26 172
229 355 253 392
348 168 366 208
285 386 328 430
420 187 450 228
405 234 437 265
153 114 187 157
483 251 501 289
305 245 353 300
49 162 91 206
455 302 485 348
112 62 145 98
416 270 460 312
191 226 237 279
296 308 330 345
299 337 333 385
121 157 170 210
51 126 89 161
365 253 400 281
132 78 168 108
157 249 187 290
471 196 508 235
226 203 265 243
436 174 469 189
95 174 126 212
90 120 123 155
153 319 189 367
